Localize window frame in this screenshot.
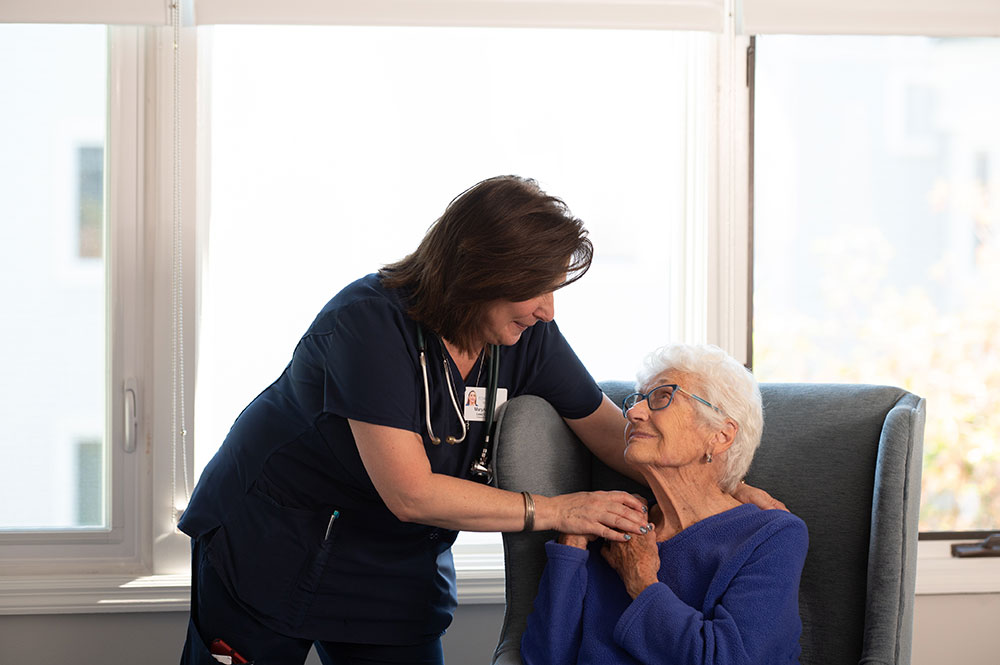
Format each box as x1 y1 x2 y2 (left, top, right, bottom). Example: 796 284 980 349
0 25 145 572
0 23 196 613
744 33 1000 595
2 19 996 618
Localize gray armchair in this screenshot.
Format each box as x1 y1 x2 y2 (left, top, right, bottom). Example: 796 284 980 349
491 382 925 665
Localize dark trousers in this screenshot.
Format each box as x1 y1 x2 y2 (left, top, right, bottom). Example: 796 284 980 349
181 537 445 665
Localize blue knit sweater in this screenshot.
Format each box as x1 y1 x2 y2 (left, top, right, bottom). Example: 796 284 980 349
521 504 808 665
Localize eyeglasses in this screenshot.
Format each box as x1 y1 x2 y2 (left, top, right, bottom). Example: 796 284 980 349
620 384 724 419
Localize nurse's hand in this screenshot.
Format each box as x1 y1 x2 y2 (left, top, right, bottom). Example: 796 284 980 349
537 491 648 542
731 480 788 511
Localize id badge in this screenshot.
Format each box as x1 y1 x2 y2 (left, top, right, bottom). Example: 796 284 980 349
464 387 508 421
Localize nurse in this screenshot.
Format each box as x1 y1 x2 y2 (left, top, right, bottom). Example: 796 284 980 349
179 175 777 665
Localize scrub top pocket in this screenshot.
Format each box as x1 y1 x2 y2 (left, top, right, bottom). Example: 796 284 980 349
205 483 342 632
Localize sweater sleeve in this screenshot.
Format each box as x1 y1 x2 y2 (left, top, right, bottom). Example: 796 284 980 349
612 517 809 665
520 541 592 665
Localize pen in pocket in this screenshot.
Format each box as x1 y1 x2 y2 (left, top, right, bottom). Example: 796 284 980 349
325 510 340 540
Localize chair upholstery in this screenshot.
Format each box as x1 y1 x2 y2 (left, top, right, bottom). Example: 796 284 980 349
491 381 925 665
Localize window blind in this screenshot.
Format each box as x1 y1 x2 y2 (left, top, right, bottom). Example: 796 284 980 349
191 0 726 31
0 0 169 24
742 0 1000 36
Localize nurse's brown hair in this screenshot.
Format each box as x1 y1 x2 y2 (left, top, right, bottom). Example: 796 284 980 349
380 175 593 355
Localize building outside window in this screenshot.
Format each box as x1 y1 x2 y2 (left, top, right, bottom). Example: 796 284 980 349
78 145 104 260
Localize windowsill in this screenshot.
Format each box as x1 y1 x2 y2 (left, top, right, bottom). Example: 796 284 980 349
916 539 1000 595
0 550 507 616
0 573 191 615
0 540 995 615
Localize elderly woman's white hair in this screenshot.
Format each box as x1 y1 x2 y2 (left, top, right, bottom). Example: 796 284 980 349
635 343 763 492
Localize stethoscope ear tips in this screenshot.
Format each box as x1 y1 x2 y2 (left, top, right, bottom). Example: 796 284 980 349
445 436 458 445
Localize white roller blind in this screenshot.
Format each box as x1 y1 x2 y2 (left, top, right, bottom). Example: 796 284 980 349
0 0 169 25
742 0 1000 36
192 0 726 31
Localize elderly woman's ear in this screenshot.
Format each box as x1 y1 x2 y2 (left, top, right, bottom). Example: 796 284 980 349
710 419 739 455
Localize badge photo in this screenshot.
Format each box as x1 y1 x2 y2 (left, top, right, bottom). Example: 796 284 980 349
464 387 508 422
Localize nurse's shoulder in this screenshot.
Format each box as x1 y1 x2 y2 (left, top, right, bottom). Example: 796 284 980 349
306 274 410 337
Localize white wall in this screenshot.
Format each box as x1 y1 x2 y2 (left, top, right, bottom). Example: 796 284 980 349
0 604 501 664
912 594 1000 665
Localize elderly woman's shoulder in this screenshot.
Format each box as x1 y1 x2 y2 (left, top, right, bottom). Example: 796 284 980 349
751 505 809 552
728 503 808 544
752 503 806 526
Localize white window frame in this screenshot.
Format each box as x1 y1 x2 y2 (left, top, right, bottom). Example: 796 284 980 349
741 2 1000 599
2 14 995 619
0 23 194 614
742 33 1000 597
0 26 145 572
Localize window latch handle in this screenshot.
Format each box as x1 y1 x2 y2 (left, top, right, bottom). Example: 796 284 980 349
123 379 138 453
951 534 1000 558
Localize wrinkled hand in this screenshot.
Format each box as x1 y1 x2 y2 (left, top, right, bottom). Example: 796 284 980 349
731 481 787 511
556 533 595 550
601 525 660 599
544 491 648 542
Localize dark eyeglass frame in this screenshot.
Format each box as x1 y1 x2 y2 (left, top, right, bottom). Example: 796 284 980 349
620 383 724 419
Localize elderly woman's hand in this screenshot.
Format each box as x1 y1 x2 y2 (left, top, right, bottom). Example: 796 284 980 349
601 525 660 599
556 533 595 550
731 481 788 511
539 491 648 542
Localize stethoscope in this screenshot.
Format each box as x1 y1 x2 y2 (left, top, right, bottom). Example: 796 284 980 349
416 325 500 484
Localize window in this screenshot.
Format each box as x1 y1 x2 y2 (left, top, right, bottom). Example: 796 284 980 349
0 24 152 582
0 8 734 611
752 35 1000 533
197 25 718 549
0 24 109 531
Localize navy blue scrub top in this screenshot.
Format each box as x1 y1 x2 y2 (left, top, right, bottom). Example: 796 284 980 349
178 274 603 645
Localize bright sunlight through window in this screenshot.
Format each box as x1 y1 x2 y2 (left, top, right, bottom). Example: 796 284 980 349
753 35 1000 533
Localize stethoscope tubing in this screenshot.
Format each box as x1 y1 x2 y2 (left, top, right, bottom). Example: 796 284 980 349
415 325 499 480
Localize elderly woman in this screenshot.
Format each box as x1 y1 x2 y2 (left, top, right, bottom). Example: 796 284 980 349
521 343 808 665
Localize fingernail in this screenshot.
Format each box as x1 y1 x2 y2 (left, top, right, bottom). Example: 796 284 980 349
642 506 648 513
624 534 631 540
648 523 655 530
639 526 648 534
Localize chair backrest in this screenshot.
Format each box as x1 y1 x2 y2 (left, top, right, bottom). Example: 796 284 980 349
491 382 925 665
